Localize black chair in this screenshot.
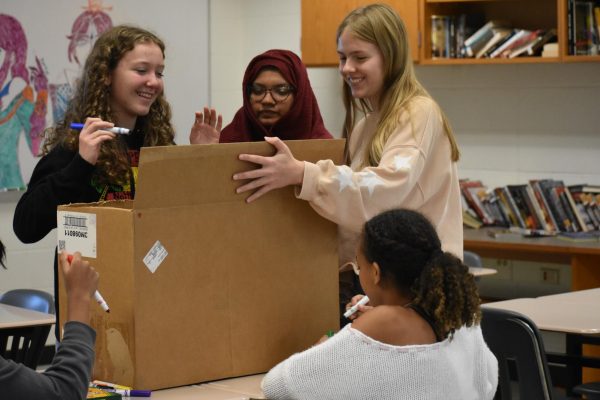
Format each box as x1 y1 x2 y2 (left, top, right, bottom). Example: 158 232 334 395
0 289 55 369
573 381 600 399
481 307 558 400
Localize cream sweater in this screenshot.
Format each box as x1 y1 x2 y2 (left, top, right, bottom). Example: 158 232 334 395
298 96 463 270
262 324 498 400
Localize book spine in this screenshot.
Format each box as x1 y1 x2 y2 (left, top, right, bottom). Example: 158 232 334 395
508 185 536 229
569 0 575 55
503 186 527 228
558 189 581 232
531 181 558 232
521 185 544 229
565 186 589 231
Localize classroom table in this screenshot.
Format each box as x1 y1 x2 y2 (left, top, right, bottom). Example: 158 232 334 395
0 303 55 368
0 303 55 329
483 288 600 390
151 374 265 399
464 227 600 291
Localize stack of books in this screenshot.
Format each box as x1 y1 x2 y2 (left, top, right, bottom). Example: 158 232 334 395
460 20 557 58
460 179 600 235
567 0 600 55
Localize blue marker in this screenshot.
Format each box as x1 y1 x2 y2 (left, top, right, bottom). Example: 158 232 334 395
70 122 130 135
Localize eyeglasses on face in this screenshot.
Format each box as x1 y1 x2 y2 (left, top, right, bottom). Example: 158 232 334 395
248 84 295 102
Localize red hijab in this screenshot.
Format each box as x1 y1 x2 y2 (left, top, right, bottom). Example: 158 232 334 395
219 49 332 142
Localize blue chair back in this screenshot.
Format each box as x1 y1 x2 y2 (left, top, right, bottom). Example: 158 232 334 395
464 250 483 268
0 289 55 314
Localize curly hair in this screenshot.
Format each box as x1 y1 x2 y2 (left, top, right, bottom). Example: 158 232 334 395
43 25 175 186
0 239 6 269
362 208 480 340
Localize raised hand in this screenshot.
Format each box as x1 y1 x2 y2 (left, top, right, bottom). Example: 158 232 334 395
189 107 222 144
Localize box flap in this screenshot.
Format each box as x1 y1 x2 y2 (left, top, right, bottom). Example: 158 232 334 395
135 139 345 209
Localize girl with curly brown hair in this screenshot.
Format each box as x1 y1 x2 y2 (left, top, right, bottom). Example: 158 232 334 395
12 25 175 336
262 209 498 399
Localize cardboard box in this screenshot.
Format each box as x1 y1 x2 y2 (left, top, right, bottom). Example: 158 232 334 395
57 140 343 390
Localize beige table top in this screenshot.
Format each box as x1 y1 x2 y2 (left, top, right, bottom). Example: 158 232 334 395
482 295 600 335
537 287 600 303
469 267 498 277
151 374 265 400
0 303 56 329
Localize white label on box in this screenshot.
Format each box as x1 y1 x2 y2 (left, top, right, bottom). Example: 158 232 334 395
57 211 97 258
143 240 168 273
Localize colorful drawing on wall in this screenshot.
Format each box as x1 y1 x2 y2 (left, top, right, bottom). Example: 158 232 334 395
0 14 48 190
0 1 113 190
49 0 113 122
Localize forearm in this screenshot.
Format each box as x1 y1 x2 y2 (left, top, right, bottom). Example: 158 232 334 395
0 321 95 400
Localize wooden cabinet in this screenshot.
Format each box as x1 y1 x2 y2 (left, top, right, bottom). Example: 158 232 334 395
301 0 600 66
301 0 420 66
420 0 600 64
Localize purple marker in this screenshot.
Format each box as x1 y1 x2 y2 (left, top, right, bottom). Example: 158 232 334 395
104 388 152 397
70 122 130 135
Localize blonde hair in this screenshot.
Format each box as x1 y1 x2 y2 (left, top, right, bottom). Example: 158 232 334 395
336 4 459 167
43 25 175 185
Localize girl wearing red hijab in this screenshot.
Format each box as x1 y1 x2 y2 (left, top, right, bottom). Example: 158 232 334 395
189 49 332 143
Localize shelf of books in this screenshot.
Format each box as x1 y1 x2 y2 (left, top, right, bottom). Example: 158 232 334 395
420 0 600 64
461 179 600 241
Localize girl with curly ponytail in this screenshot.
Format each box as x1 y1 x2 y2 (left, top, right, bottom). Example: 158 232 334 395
262 208 498 399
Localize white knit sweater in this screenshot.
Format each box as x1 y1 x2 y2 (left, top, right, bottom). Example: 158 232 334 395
262 324 498 400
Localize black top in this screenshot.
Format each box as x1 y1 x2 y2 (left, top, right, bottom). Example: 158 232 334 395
13 133 144 338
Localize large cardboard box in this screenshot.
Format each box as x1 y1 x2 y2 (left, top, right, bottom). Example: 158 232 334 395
57 140 343 390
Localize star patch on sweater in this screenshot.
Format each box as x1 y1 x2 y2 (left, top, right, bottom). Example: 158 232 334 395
334 167 355 192
393 155 412 172
359 171 384 195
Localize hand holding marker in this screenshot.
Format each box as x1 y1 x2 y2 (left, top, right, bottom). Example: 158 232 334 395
344 295 370 319
67 254 110 313
70 122 130 135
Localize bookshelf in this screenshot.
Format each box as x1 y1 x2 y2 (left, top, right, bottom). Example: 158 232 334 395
420 0 600 64
301 0 600 65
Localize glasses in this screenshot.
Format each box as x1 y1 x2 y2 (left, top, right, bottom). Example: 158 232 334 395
248 84 295 103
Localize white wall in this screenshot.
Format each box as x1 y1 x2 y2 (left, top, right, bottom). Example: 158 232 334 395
2 0 599 297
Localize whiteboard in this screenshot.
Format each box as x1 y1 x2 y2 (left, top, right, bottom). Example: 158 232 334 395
0 0 210 190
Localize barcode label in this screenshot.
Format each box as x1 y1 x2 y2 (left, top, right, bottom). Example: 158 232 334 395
57 211 97 258
63 216 87 228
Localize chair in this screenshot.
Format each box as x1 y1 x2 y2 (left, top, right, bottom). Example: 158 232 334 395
480 307 559 400
464 250 483 268
0 289 55 314
0 289 55 369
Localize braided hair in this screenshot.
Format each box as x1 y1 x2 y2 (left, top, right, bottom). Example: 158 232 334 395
362 209 480 340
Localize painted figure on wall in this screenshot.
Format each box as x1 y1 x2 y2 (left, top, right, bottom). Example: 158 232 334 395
49 0 113 123
0 14 48 189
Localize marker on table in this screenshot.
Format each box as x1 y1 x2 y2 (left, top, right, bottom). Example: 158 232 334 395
344 295 370 319
66 254 110 313
70 122 130 135
103 388 152 397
